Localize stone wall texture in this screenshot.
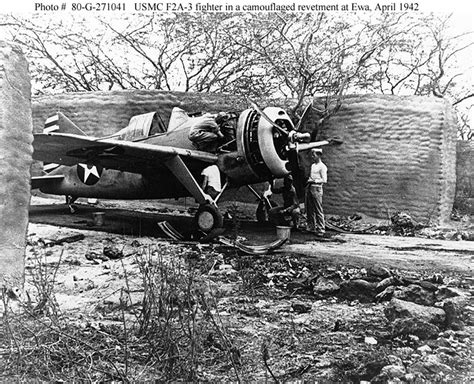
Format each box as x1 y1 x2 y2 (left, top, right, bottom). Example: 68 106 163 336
0 41 32 289
32 91 457 224
307 95 457 224
454 140 473 214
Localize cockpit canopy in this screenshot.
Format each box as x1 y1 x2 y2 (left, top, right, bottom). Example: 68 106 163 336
116 108 213 141
117 112 167 141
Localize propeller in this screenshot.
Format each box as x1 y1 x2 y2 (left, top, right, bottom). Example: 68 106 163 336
290 110 343 198
248 98 343 198
247 98 290 137
297 137 343 151
294 102 313 132
286 102 315 198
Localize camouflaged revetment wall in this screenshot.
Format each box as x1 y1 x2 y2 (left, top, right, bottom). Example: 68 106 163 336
0 41 32 290
306 95 457 224
32 91 457 224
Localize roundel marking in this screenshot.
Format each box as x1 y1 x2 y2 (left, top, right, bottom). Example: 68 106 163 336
77 163 103 185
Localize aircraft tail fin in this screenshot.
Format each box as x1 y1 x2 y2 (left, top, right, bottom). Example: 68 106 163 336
44 112 87 136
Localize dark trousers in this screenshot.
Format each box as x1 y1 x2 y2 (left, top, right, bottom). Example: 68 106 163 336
305 184 325 233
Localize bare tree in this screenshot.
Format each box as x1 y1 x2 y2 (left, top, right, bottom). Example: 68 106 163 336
1 12 471 138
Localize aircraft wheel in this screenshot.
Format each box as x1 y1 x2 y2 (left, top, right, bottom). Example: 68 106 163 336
195 204 223 233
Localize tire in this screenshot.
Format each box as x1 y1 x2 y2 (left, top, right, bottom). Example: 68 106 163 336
195 203 224 233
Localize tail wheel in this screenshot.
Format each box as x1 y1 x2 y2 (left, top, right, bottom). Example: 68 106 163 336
195 204 223 233
66 195 78 214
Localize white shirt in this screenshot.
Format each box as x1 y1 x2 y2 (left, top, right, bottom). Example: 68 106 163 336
308 161 327 184
201 165 222 191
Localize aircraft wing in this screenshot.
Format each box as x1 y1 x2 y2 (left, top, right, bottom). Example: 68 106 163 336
33 133 218 174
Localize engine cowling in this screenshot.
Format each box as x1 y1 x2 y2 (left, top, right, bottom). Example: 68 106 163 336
218 107 294 185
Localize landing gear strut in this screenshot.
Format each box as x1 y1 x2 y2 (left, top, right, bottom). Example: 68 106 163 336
66 195 78 213
247 184 277 223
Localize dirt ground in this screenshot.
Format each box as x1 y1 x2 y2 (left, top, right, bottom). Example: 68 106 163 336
2 196 472 382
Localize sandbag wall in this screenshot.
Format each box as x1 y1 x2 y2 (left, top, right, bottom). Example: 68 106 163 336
0 41 33 290
454 140 473 214
308 95 457 224
32 91 457 224
32 90 249 136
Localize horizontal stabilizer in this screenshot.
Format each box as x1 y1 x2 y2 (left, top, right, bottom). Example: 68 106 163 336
44 112 87 136
31 174 64 190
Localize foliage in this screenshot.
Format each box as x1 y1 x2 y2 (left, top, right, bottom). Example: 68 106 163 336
0 245 241 382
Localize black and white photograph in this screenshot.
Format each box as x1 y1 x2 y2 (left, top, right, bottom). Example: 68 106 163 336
0 0 472 381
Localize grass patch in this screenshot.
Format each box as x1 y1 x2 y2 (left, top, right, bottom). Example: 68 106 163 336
1 245 241 382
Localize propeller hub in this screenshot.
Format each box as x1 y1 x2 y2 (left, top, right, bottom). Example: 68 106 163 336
289 131 311 144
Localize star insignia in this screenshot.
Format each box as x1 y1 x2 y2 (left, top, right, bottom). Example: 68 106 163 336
77 163 102 185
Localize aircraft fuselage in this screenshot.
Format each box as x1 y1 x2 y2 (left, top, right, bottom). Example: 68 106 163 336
43 165 197 199
36 107 296 200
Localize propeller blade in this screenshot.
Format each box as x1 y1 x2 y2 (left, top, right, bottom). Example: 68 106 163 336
297 137 343 152
297 140 331 152
329 137 344 145
247 98 289 136
286 148 305 199
294 102 313 132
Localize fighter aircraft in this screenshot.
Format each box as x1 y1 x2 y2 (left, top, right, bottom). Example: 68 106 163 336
32 101 340 234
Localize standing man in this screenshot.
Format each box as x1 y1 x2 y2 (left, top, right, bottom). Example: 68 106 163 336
305 148 327 236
